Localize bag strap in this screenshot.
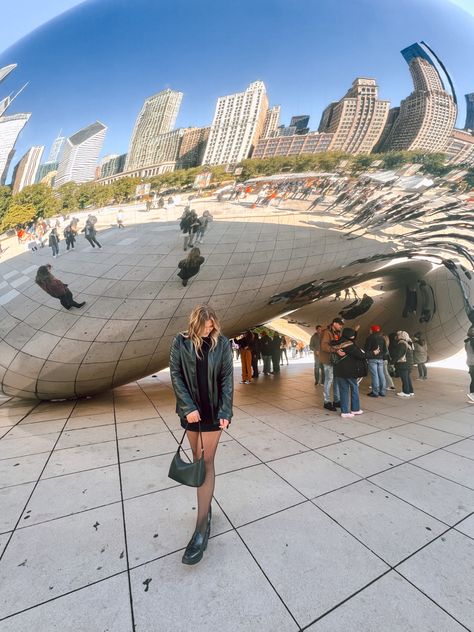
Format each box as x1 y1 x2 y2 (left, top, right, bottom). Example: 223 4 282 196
176 420 204 460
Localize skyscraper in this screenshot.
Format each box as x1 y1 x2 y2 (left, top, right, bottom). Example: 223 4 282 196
378 43 457 152
11 145 44 194
261 106 281 138
290 115 310 135
318 78 390 154
100 153 127 178
203 81 269 166
35 161 58 184
176 126 210 170
465 93 474 131
126 89 183 171
0 113 31 184
55 121 107 187
48 133 66 162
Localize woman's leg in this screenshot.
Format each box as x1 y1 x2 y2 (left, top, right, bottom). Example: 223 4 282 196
407 369 414 394
349 377 360 412
337 377 350 413
186 429 222 535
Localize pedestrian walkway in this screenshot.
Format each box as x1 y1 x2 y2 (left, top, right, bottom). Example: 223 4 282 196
0 364 473 631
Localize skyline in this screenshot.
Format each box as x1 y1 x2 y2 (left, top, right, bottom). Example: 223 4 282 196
1 0 474 182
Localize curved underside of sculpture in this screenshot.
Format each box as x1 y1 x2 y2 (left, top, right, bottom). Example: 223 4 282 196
0 172 473 399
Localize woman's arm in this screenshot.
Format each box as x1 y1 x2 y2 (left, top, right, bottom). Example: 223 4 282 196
169 335 197 416
217 339 234 421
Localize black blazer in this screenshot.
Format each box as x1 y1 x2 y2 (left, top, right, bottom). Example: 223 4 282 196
333 341 367 379
169 333 234 426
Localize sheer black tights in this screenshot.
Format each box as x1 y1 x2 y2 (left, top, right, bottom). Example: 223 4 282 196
187 429 222 535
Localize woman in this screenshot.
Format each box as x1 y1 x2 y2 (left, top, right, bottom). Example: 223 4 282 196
392 330 415 397
35 264 85 310
48 227 60 258
82 219 102 248
465 327 474 403
170 305 233 565
333 327 366 418
177 247 205 287
413 332 428 380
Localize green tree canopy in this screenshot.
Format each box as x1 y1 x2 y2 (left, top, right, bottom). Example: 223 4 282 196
0 202 36 230
13 183 61 218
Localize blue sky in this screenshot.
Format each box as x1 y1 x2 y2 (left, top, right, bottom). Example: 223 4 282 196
1 0 474 179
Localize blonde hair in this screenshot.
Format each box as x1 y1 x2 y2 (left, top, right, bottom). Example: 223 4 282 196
188 304 221 356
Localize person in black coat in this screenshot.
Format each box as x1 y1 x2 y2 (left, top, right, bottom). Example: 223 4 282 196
333 327 367 418
177 248 205 286
391 330 415 397
169 304 233 565
271 333 281 374
251 332 261 378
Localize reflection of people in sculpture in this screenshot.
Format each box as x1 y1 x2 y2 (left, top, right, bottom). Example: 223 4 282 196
169 305 233 565
465 327 474 403
35 264 85 310
177 248 205 287
418 280 436 323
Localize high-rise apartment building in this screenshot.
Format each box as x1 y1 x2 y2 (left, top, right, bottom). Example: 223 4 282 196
47 134 66 162
203 81 269 165
11 145 44 194
126 89 183 171
318 78 390 154
290 115 310 135
253 132 333 159
0 113 31 184
261 106 281 138
176 126 210 170
55 121 107 187
465 93 474 131
445 129 474 166
100 153 127 179
378 43 457 152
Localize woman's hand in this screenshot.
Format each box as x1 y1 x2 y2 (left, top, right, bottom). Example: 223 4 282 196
186 410 201 423
336 349 346 357
219 419 230 429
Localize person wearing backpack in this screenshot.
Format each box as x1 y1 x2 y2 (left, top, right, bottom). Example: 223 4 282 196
333 327 366 418
364 324 388 397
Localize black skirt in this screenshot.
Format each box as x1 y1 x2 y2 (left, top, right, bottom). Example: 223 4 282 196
180 419 222 432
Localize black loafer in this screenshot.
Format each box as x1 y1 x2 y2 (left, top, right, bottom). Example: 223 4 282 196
324 402 336 411
182 528 209 565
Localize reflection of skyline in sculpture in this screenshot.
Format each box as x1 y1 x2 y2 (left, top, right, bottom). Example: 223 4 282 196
0 168 473 400
378 43 457 153
0 64 31 185
125 89 183 171
54 121 107 187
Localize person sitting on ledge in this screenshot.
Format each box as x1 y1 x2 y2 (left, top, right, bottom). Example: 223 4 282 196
35 264 85 310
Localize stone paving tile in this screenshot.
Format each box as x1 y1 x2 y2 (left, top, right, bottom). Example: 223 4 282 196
236 425 308 462
391 423 461 449
214 464 305 526
0 432 60 460
443 438 474 460
314 480 445 565
369 463 474 525
0 532 10 557
307 571 466 631
0 452 50 488
41 441 118 479
124 486 232 566
0 574 134 632
130 531 299 632
268 451 360 499
0 504 126 619
411 450 474 490
357 429 437 461
55 424 116 450
64 412 116 430
0 482 34 533
278 422 348 449
18 466 121 527
239 502 388 628
417 415 474 437
3 419 66 439
316 440 403 478
318 417 381 439
455 514 474 539
118 432 177 462
398 530 474 631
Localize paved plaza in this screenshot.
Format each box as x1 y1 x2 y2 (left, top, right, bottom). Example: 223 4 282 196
0 361 473 631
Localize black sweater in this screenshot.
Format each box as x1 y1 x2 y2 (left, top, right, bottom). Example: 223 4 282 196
333 341 367 379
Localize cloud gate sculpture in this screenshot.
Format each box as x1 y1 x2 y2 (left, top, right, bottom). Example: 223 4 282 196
0 174 473 400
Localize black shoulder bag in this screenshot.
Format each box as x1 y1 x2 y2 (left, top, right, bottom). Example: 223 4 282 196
168 423 206 487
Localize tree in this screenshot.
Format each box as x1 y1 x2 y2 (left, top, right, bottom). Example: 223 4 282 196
111 177 140 202
57 182 80 212
0 185 12 221
0 203 36 230
13 183 61 218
